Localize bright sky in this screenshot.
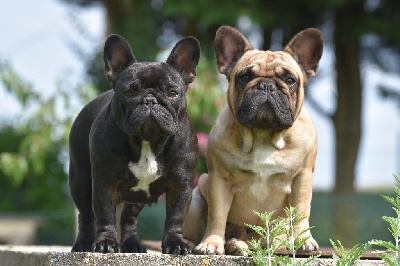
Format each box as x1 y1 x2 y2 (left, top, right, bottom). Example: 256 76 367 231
0 0 105 116
0 0 399 191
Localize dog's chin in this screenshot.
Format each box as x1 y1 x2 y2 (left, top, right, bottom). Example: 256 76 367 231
124 117 176 141
236 110 293 131
139 118 176 141
123 104 177 140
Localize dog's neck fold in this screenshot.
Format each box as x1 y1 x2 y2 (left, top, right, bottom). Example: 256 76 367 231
242 128 286 152
242 128 254 153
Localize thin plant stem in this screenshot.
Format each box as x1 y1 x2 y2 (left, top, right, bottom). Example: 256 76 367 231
396 226 399 258
290 207 296 263
266 219 272 266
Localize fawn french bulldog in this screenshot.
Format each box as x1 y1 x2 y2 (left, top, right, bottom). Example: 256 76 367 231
183 26 323 256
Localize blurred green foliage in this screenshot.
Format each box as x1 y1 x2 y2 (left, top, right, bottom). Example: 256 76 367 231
0 60 98 244
186 58 225 134
0 61 64 210
186 57 226 174
0 61 97 212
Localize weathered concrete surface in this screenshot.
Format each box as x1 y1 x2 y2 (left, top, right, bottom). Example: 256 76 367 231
0 245 387 266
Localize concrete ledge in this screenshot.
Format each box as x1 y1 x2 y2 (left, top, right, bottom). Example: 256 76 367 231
0 245 386 266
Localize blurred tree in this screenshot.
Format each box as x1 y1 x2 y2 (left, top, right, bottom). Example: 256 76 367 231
186 58 226 174
329 0 400 246
162 0 252 57
62 0 164 92
314 0 400 192
331 1 364 193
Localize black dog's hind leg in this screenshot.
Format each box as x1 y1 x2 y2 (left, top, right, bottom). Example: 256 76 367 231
69 164 95 252
120 203 147 253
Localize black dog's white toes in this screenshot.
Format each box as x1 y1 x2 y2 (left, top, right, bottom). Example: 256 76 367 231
92 239 120 253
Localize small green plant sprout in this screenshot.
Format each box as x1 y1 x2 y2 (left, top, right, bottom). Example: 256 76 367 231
243 207 320 266
369 173 400 265
283 206 320 265
330 239 371 266
243 210 287 266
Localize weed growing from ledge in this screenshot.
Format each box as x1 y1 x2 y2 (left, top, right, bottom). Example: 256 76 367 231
243 207 320 266
330 239 371 266
243 210 286 266
369 174 400 265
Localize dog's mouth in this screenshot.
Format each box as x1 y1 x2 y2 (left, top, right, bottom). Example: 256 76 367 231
124 98 177 139
265 89 294 129
236 83 294 130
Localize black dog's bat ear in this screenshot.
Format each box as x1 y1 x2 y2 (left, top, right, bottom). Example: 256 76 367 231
103 34 136 81
284 28 323 79
166 37 201 84
214 26 253 77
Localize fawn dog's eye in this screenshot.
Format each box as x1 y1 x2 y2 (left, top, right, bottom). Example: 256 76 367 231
285 77 297 87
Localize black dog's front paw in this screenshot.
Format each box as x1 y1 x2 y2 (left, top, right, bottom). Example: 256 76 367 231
92 239 120 253
121 237 147 253
162 235 192 255
72 241 93 252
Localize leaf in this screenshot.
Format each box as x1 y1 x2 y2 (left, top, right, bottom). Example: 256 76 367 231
273 255 290 265
256 210 275 222
295 226 314 240
393 186 400 198
370 239 398 251
246 223 266 237
330 239 345 254
294 236 310 251
382 195 397 207
332 253 341 261
299 254 321 266
380 252 398 266
330 239 371 265
394 174 400 184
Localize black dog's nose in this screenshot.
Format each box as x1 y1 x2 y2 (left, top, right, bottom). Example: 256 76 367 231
142 94 158 105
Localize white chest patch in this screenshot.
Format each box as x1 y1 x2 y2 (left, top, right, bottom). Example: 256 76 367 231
128 141 160 197
252 145 288 177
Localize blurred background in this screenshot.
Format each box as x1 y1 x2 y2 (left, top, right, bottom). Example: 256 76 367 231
0 0 399 249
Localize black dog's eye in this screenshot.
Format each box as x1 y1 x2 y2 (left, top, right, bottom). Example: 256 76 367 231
123 89 135 97
168 90 179 98
285 77 297 86
240 74 251 84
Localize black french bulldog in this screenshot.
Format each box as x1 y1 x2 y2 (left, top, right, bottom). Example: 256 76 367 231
69 34 200 255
